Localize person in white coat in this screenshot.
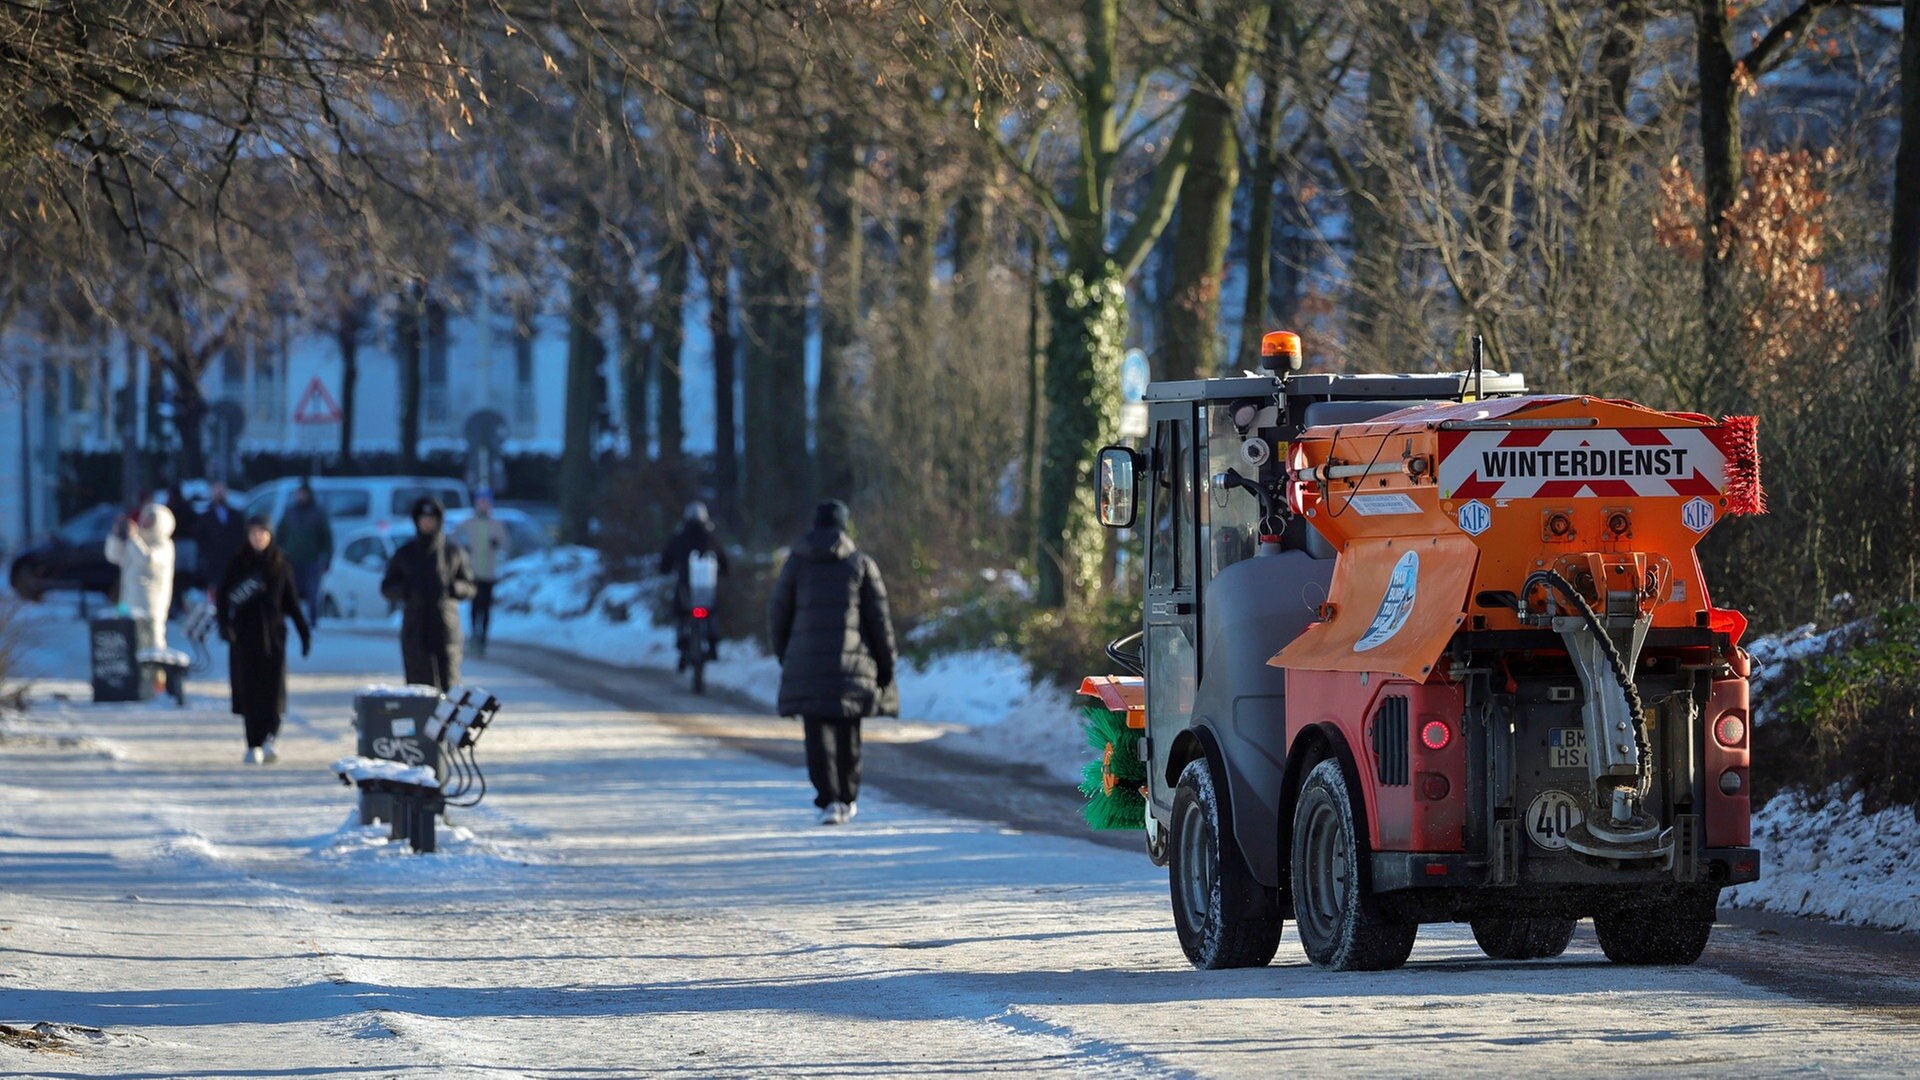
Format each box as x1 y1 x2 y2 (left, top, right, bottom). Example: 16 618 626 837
104 503 177 651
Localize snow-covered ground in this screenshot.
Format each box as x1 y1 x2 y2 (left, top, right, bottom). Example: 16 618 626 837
3 601 1918 1076
476 553 1920 935
485 548 1090 784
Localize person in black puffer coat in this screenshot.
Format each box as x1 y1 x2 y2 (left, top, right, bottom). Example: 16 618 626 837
217 516 311 764
769 500 897 825
380 497 476 690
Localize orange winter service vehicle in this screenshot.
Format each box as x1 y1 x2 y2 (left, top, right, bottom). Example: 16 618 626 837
1083 334 1761 972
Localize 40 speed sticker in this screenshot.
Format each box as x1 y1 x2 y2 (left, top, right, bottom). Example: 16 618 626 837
1526 790 1585 852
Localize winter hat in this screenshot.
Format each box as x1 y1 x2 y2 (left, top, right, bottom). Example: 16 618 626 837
411 496 446 521
246 515 273 532
813 500 851 531
684 501 711 526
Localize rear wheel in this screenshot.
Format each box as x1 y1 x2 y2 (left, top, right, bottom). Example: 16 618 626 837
1168 757 1282 969
1471 916 1577 960
1593 896 1715 965
1291 758 1418 971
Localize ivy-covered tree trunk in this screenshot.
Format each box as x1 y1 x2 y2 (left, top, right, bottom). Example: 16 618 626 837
1035 267 1127 608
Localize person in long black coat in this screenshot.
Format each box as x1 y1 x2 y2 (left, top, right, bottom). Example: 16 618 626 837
769 500 897 825
380 497 476 691
216 517 311 764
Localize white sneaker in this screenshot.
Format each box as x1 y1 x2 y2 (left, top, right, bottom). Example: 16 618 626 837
243 746 263 765
818 802 844 826
261 738 279 764
840 802 858 823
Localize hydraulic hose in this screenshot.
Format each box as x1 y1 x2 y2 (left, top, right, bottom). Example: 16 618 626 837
1524 569 1652 796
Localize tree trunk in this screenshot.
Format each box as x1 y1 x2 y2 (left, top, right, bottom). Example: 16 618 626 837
559 221 605 546
396 283 424 474
1236 3 1287 371
652 241 688 467
1695 0 1741 389
614 270 650 461
1346 61 1401 358
1889 0 1920 372
699 241 740 529
336 302 362 466
169 361 208 481
1024 228 1044 565
741 223 811 544
816 126 862 500
1162 3 1263 381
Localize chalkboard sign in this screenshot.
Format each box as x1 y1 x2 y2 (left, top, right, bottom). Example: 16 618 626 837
90 618 149 703
354 688 446 824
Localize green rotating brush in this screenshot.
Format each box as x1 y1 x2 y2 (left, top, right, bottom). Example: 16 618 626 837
1078 704 1147 830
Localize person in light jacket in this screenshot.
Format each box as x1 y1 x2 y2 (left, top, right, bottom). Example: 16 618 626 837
769 500 897 826
454 489 510 657
104 503 176 652
381 497 476 690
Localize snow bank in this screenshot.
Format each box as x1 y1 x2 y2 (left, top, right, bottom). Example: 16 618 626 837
488 548 1091 783
1725 787 1920 932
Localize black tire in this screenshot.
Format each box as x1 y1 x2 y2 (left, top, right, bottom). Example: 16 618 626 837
10 561 46 602
1471 916 1578 960
1168 757 1282 969
1593 898 1715 965
1290 758 1418 971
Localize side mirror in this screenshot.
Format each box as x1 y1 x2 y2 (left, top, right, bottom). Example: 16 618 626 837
1095 446 1141 529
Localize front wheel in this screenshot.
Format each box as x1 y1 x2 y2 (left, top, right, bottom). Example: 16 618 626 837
1290 758 1418 971
1593 896 1715 965
1168 758 1282 969
1471 916 1577 960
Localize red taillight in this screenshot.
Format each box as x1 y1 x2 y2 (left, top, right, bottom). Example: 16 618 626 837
1420 719 1453 751
1715 713 1746 748
692 607 710 620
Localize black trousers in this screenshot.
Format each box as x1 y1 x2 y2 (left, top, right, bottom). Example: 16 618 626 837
242 710 282 749
471 580 496 647
803 717 863 808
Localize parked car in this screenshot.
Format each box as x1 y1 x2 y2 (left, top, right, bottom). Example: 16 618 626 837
244 475 471 532
321 521 410 620
9 503 124 601
320 507 548 619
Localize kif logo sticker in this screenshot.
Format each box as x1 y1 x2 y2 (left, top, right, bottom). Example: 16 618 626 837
1439 427 1726 500
1354 550 1419 653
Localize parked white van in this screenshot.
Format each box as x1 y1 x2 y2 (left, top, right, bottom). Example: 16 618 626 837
244 475 472 531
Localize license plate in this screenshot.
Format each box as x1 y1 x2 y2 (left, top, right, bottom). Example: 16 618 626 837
1549 728 1586 769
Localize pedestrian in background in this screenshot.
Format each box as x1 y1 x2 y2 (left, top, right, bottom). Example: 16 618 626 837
276 481 333 629
381 496 475 690
456 489 509 658
195 480 247 592
769 500 897 826
217 516 310 765
660 501 730 669
105 503 176 652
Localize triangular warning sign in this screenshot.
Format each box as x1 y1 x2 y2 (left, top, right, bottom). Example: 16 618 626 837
292 378 342 424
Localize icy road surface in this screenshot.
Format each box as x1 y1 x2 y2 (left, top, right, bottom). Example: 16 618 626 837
1 610 1917 1077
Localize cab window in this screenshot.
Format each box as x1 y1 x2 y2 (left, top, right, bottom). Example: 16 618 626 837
1148 423 1179 591
1202 405 1263 580
318 490 371 518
